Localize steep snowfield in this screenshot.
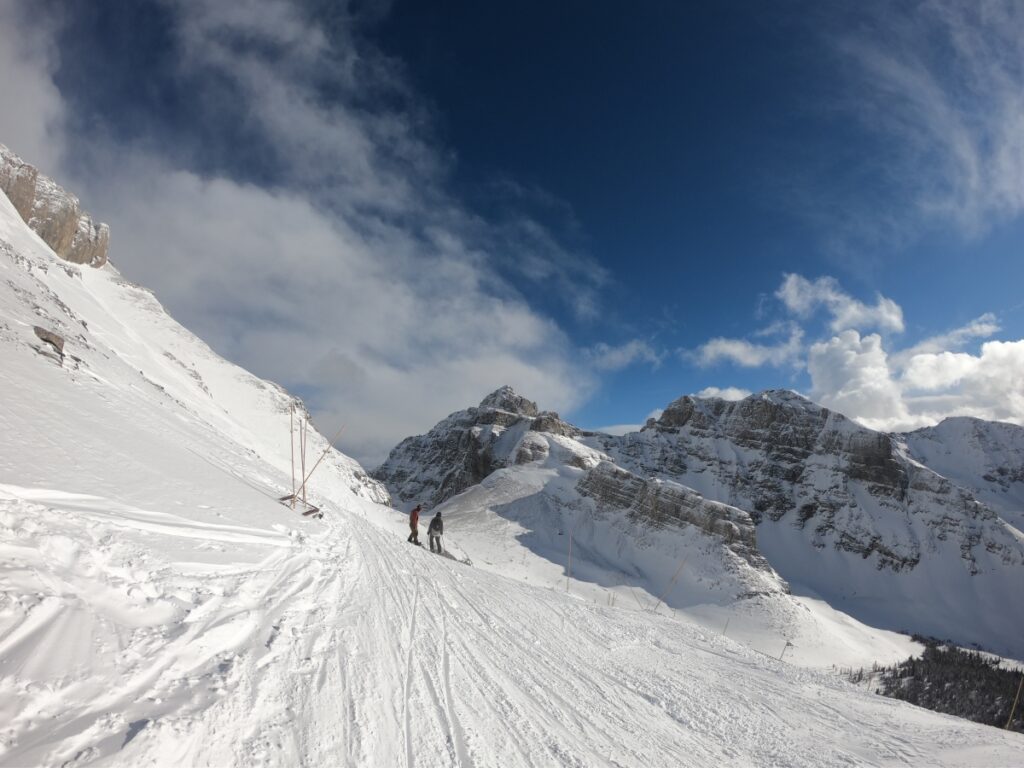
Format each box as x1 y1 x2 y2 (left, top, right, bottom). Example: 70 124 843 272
904 417 1024 531
1 190 1022 766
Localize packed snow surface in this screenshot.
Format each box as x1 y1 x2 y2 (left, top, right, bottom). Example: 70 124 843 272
1 189 1021 765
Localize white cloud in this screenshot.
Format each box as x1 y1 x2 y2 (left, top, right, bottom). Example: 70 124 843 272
694 386 752 401
833 1 1024 238
891 313 1000 366
691 272 1024 431
585 340 663 371
807 331 911 429
694 326 803 368
0 4 64 174
808 330 1024 432
776 274 904 333
901 351 980 392
0 0 602 467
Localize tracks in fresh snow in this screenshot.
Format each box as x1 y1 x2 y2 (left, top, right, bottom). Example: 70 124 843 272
1 486 1021 767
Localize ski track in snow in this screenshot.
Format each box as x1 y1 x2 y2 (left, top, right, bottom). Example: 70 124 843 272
3 484 1023 767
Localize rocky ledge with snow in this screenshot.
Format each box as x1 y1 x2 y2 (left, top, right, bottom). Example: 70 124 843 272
372 385 585 508
0 143 110 267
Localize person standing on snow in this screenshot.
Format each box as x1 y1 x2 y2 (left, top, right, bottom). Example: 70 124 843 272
407 504 422 545
428 511 444 553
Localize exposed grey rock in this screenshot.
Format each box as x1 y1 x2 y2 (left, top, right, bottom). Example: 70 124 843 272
479 385 539 417
531 410 580 437
577 461 773 579
0 144 110 268
372 387 533 507
33 326 64 356
0 148 37 220
596 390 1018 573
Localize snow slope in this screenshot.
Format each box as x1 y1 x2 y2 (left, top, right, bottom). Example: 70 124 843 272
903 417 1024 531
1 188 1022 765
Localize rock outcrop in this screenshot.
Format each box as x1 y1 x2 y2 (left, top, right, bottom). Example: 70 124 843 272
0 144 110 267
577 461 769 572
591 390 1022 574
372 387 539 507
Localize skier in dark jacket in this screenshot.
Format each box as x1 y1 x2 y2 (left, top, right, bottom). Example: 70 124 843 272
407 504 422 545
428 511 444 553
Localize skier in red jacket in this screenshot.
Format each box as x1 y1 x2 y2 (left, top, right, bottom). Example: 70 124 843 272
407 504 422 545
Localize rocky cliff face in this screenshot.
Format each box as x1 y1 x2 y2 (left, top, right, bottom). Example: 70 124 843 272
0 144 110 267
577 461 772 576
589 390 1021 575
372 385 583 507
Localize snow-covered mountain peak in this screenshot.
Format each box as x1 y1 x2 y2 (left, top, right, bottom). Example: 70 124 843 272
477 384 540 417
650 387 842 436
902 415 1024 529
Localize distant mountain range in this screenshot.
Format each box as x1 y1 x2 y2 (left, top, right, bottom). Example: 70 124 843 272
374 385 1024 658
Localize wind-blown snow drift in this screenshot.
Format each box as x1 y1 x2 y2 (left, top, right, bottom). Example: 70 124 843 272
1 180 1021 765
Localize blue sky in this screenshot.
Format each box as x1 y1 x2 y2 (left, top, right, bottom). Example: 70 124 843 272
1 0 1022 464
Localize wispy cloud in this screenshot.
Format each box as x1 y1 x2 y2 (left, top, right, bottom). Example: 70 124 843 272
692 324 803 368
818 0 1024 246
890 313 1000 366
585 339 663 371
0 0 605 465
591 408 664 436
775 274 904 333
694 386 752 401
0 3 64 173
692 271 1024 431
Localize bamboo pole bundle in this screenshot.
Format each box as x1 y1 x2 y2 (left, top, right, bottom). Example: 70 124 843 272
299 418 307 506
289 404 296 508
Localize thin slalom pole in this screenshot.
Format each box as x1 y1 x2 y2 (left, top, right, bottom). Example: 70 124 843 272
779 640 793 661
1007 673 1024 729
566 531 573 593
629 586 648 611
651 557 688 614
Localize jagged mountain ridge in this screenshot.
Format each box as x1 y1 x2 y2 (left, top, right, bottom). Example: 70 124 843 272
374 386 1024 657
595 390 1020 575
373 385 789 608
